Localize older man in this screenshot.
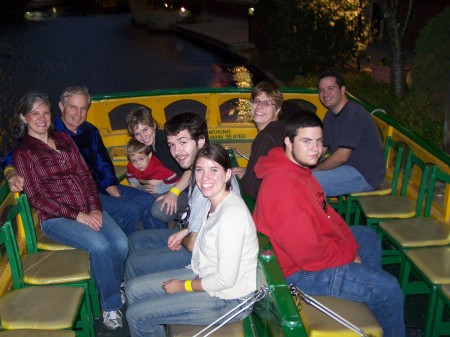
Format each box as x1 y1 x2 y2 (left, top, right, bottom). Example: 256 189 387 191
2 86 164 236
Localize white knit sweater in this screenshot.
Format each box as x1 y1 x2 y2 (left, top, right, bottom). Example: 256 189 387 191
191 192 258 299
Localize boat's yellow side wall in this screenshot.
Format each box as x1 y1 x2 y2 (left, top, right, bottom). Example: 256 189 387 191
87 93 325 143
87 91 327 165
86 91 448 222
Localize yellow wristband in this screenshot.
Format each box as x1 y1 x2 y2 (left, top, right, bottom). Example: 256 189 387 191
184 280 193 292
4 166 15 177
170 187 181 197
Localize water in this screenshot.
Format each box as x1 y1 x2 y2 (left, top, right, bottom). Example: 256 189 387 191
0 12 260 155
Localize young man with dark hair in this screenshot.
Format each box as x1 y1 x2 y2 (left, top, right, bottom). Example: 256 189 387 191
253 112 405 337
313 70 385 196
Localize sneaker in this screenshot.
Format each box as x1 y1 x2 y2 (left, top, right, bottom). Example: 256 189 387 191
102 310 123 330
121 289 126 305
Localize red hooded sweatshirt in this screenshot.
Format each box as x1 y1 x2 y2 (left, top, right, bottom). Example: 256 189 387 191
253 147 358 277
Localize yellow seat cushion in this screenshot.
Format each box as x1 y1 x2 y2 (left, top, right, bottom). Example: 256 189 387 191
406 247 450 284
22 250 90 285
297 296 382 337
36 229 74 251
167 322 243 337
0 329 75 337
380 218 450 247
358 195 416 218
0 286 83 330
350 178 392 197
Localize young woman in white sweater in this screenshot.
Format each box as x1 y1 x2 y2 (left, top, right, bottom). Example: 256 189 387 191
125 143 258 337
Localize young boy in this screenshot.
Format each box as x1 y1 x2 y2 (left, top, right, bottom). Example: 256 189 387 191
126 139 179 195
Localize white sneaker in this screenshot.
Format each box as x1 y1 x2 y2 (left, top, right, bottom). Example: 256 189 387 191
102 310 123 330
121 289 126 305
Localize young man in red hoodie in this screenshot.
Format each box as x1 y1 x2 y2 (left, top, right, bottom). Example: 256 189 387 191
253 112 405 337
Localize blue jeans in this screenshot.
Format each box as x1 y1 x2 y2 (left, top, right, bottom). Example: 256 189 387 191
99 185 166 236
286 226 405 337
151 191 189 223
312 165 373 196
41 212 128 311
125 229 192 280
125 268 250 337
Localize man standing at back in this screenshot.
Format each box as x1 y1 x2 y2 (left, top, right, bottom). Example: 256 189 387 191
2 86 164 235
312 70 385 196
253 112 405 337
232 81 285 200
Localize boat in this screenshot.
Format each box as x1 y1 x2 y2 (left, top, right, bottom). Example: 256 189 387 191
91 87 325 175
0 86 449 336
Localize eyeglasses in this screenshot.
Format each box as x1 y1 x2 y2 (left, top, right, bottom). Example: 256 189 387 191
252 99 276 108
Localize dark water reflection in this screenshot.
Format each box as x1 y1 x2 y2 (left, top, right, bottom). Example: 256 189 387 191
0 12 260 154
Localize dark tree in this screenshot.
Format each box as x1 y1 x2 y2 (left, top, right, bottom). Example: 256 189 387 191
378 0 414 98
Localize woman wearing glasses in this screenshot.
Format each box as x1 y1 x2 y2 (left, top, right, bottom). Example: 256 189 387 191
231 81 285 200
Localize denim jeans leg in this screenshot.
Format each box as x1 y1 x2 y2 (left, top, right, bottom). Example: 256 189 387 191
287 264 405 337
99 192 140 236
118 185 166 229
99 212 129 284
351 225 382 269
151 190 189 223
125 247 192 280
41 212 128 311
128 229 176 254
125 268 246 337
126 228 191 280
312 165 373 196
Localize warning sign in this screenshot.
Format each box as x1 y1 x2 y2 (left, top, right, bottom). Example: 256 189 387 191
208 129 248 140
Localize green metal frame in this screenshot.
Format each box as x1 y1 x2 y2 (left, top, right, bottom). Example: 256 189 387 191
17 193 101 320
4 195 98 335
372 111 450 167
431 285 450 337
400 247 450 337
0 181 10 206
423 167 450 219
379 166 450 266
344 135 403 225
245 233 307 337
90 87 319 101
353 149 431 229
